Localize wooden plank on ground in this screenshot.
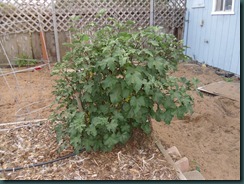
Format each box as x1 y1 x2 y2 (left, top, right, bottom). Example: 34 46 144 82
198 81 240 101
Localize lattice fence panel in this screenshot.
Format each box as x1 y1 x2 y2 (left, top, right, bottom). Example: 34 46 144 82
154 0 186 29
0 0 53 35
54 0 150 31
0 0 186 35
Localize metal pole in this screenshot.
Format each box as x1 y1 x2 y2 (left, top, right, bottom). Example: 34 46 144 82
150 0 155 26
0 40 20 88
51 0 61 62
184 11 190 55
0 67 11 89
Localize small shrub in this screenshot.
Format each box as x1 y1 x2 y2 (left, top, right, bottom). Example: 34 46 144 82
16 54 37 67
51 18 200 153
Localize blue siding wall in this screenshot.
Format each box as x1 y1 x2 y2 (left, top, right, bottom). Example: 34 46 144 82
183 0 240 75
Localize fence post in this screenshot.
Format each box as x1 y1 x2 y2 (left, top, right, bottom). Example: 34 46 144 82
184 10 190 55
150 0 155 26
51 0 61 62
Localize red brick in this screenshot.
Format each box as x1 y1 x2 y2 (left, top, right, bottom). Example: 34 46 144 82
166 146 182 158
175 157 189 173
183 170 205 180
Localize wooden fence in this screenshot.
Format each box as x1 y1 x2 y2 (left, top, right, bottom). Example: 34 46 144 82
0 0 186 64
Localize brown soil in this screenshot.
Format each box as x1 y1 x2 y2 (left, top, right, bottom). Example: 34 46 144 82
152 63 240 180
0 67 55 122
0 63 240 180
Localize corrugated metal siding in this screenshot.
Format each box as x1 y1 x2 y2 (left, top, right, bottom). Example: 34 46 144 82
183 0 240 75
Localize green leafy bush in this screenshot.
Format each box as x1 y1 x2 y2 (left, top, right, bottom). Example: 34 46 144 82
51 19 199 153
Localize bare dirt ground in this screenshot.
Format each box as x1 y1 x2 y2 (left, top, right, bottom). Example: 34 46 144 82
0 66 55 122
0 62 240 180
153 63 240 180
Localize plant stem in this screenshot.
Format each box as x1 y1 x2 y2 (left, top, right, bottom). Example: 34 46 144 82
74 92 83 112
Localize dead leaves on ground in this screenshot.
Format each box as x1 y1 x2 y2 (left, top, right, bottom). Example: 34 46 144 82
0 121 178 180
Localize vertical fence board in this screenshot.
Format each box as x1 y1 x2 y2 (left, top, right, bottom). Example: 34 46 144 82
31 33 42 60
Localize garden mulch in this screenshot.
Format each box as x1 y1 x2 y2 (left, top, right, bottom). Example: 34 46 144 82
0 122 178 180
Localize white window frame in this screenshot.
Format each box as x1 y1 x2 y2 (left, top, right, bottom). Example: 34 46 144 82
212 0 235 15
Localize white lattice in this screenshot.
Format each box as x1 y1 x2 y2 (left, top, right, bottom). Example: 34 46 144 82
0 0 186 35
0 0 53 35
54 0 151 31
154 0 186 29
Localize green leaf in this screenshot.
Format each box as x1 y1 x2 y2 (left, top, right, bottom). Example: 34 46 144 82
83 82 94 94
82 92 92 102
106 119 118 133
127 108 134 118
153 92 164 103
86 124 97 137
149 40 159 46
118 57 127 67
130 96 146 114
106 57 117 71
82 138 93 152
125 71 143 93
99 104 110 114
163 97 176 109
180 77 187 83
196 166 201 173
141 49 153 57
104 134 118 147
154 108 162 122
70 112 86 133
171 91 181 99
120 123 131 132
176 105 187 119
121 88 131 98
122 103 130 112
113 111 124 121
70 136 81 151
152 58 165 74
143 81 151 95
192 77 200 88
92 117 109 126
161 110 174 124
85 117 109 137
102 76 117 90
137 96 146 107
119 132 130 144
110 85 122 104
99 60 107 70
141 122 151 134
130 96 137 106
79 34 90 42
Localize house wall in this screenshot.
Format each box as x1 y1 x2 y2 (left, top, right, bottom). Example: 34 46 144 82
183 0 240 75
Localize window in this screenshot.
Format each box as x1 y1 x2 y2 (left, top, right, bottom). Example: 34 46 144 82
212 0 235 14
